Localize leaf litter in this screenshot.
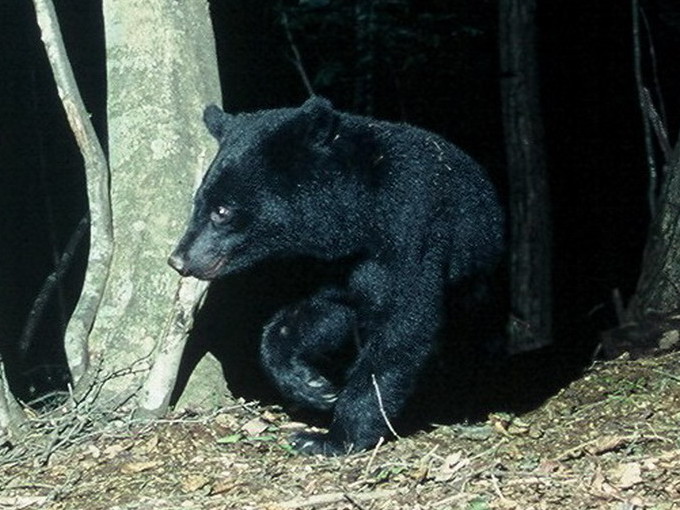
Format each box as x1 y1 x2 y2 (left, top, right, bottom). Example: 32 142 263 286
1 351 679 509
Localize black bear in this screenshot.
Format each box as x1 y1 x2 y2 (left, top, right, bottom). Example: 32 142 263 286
168 96 504 455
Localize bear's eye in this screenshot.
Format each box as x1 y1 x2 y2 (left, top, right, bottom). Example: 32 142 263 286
210 205 234 225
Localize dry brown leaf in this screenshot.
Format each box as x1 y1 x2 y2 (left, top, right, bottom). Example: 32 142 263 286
103 443 131 459
433 451 469 482
612 462 643 489
210 478 240 496
590 471 606 493
80 458 98 470
139 433 160 454
120 460 162 474
537 459 563 474
601 481 619 497
664 479 680 499
241 417 270 436
214 413 235 428
584 435 627 456
658 450 680 469
641 457 658 471
261 410 280 422
87 444 102 459
528 426 544 439
591 468 622 498
506 418 531 435
180 474 211 493
489 414 511 436
278 421 307 430
410 462 429 482
627 496 646 507
0 496 49 509
496 498 520 509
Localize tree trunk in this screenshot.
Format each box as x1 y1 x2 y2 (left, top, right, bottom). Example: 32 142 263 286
79 0 227 412
0 355 25 443
600 1 680 358
603 135 680 357
625 133 680 320
499 0 552 353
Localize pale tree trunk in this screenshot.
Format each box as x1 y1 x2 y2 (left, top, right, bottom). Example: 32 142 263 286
31 0 228 420
0 355 25 443
81 0 228 414
499 0 552 353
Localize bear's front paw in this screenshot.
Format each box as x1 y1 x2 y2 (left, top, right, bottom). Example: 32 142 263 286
290 430 352 456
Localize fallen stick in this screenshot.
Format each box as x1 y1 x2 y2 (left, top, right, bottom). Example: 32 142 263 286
278 488 398 509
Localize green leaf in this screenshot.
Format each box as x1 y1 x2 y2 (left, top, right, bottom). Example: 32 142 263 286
245 435 278 442
468 498 490 510
217 433 243 444
278 442 298 455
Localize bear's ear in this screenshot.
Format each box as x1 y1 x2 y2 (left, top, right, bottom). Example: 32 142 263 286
297 95 339 146
203 104 230 140
301 95 334 114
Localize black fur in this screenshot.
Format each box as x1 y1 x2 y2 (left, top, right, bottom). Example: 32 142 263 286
169 96 505 455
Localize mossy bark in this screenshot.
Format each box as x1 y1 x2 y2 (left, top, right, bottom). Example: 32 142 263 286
86 0 228 410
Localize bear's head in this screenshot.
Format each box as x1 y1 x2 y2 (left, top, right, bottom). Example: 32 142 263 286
168 97 369 280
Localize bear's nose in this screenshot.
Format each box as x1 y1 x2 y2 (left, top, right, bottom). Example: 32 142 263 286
168 252 189 276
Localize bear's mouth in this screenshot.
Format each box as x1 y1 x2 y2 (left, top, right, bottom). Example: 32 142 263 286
197 255 229 280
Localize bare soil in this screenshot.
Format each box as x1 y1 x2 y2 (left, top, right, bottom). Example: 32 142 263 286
1 351 680 510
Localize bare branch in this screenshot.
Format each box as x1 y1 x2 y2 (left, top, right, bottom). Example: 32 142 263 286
31 0 114 385
612 288 626 325
280 11 315 97
640 87 672 159
18 215 89 354
136 278 209 417
640 7 668 134
632 0 658 216
279 489 398 509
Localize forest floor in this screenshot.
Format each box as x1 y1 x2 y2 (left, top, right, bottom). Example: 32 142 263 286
1 349 680 510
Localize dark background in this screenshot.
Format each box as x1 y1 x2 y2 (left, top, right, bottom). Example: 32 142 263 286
1 0 678 403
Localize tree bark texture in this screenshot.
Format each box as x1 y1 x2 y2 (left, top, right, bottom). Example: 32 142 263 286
625 136 680 322
0 356 25 442
86 0 226 411
499 0 552 353
602 137 680 358
600 2 680 358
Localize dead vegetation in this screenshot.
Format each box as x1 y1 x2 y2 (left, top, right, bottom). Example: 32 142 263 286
1 351 680 509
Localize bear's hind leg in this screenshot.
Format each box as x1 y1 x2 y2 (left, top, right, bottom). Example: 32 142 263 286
290 259 446 456
260 288 357 411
